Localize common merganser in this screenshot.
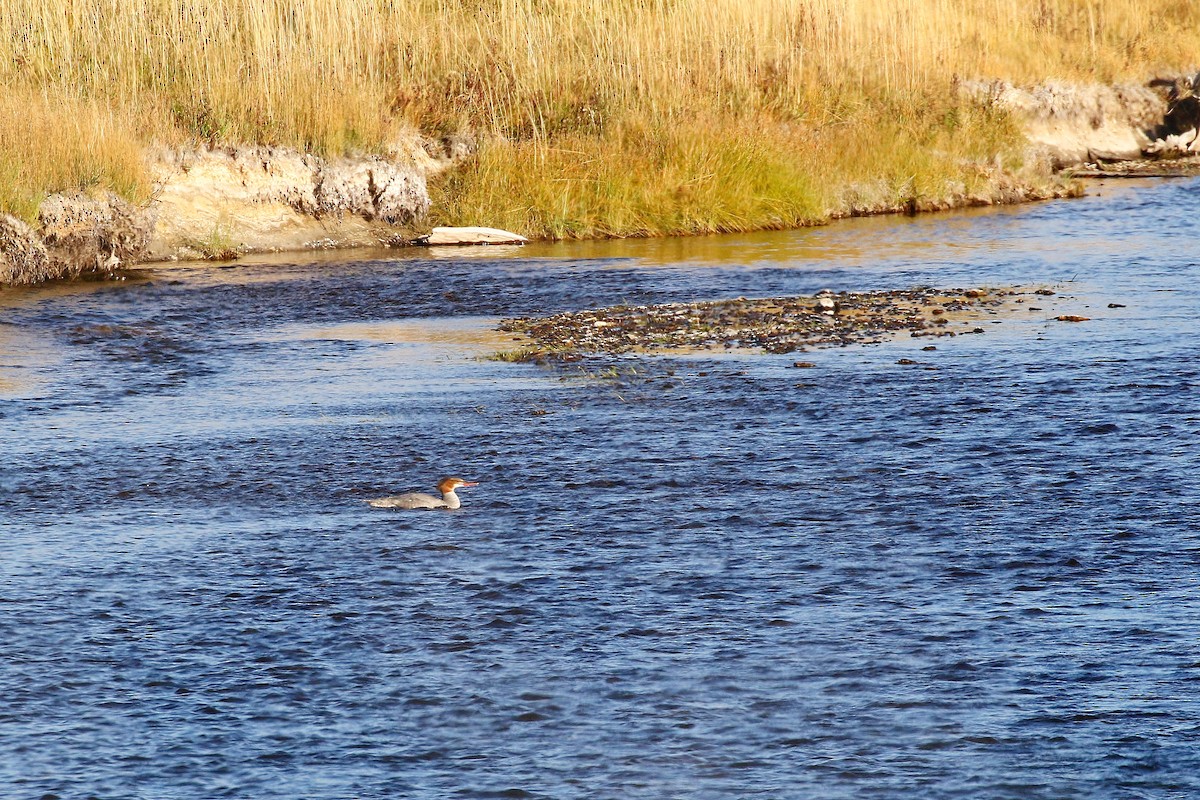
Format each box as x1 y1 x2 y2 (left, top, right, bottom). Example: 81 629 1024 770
367 477 479 509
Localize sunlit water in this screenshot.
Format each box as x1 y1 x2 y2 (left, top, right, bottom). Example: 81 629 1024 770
2 179 1199 799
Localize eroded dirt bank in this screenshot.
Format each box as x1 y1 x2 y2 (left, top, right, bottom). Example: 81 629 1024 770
4 76 1200 287
0 135 458 286
143 143 437 260
972 74 1200 167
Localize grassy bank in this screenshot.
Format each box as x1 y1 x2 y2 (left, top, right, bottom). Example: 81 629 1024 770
3 0 1199 237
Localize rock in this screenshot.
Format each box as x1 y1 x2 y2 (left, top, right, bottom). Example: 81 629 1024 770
1148 74 1200 148
1055 315 1091 322
1143 128 1199 158
423 227 529 246
144 143 432 262
792 361 816 368
815 296 838 314
896 358 919 365
315 156 429 225
1107 303 1126 308
967 80 1164 167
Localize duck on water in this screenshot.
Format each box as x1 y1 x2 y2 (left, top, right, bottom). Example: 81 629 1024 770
368 477 479 509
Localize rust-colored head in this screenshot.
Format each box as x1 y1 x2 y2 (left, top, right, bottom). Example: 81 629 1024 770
438 477 479 493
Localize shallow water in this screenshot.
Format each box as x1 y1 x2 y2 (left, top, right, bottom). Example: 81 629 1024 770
3 179 1199 799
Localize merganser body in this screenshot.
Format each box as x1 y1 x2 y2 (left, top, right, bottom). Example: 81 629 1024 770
367 477 479 510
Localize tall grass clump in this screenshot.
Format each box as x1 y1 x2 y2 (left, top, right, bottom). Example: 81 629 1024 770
0 89 147 223
3 0 1200 234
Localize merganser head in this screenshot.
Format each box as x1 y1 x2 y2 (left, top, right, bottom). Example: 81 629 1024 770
438 477 479 494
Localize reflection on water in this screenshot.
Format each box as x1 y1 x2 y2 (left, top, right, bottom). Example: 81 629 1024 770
293 317 521 349
2 178 1200 799
0 321 58 396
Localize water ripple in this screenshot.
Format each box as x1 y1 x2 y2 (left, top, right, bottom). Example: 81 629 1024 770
3 180 1200 798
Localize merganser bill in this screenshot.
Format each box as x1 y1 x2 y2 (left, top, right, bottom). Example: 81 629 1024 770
367 477 479 509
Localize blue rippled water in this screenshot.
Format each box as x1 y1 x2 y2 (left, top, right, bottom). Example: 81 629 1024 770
2 178 1199 799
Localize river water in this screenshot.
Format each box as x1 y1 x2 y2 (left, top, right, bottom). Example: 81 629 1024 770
2 179 1198 799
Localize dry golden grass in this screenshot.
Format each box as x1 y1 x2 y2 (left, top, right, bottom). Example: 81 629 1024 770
433 100 1027 238
0 88 148 222
2 0 1199 230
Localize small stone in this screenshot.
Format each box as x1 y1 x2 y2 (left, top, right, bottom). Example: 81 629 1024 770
792 361 816 368
1056 315 1090 322
497 285 1016 359
896 358 918 365
922 345 937 351
1035 289 1056 296
1107 303 1126 308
